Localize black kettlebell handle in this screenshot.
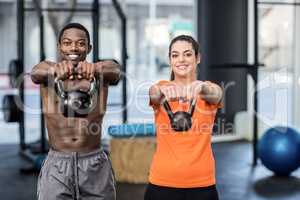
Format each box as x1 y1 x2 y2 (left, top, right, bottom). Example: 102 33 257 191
162 98 174 120
162 98 197 117
188 98 197 116
54 77 67 99
54 76 98 99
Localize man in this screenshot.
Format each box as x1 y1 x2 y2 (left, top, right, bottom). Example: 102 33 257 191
31 23 121 200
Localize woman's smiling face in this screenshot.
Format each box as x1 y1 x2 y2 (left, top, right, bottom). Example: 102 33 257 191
169 40 200 79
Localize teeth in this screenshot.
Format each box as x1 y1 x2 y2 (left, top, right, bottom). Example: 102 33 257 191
177 65 187 69
69 54 79 60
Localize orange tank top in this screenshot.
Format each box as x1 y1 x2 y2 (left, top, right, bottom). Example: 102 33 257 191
149 80 221 188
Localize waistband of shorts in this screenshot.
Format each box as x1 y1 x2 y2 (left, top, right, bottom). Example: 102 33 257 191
47 148 106 160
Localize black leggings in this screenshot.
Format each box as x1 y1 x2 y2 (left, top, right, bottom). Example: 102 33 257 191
144 183 219 200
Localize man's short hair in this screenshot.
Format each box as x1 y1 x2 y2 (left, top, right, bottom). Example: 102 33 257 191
58 23 90 45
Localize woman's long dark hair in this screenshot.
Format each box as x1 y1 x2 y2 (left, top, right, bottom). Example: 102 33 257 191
168 35 200 80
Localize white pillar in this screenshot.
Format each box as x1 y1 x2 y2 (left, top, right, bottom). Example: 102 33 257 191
149 0 157 79
292 6 300 129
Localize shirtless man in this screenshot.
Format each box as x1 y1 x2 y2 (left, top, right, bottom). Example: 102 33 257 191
31 23 121 200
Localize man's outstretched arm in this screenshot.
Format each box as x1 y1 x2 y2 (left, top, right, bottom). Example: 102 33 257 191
31 61 55 85
95 60 121 85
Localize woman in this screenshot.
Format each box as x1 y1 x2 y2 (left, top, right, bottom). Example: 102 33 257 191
145 35 223 200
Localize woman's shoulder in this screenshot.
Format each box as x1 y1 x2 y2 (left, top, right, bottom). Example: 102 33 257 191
155 80 172 86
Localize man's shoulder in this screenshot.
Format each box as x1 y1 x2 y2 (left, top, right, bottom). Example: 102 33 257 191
41 60 56 66
34 60 55 68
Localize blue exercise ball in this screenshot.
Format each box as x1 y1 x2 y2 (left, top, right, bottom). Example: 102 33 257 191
258 126 300 176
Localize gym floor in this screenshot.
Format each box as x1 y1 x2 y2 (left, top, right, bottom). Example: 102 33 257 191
0 140 299 200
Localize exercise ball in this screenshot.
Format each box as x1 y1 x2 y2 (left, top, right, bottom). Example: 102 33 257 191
258 126 300 176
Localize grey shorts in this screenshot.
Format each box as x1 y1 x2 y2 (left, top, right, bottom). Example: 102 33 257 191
37 148 116 200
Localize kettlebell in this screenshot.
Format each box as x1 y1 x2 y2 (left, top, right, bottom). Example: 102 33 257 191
163 98 196 132
54 76 99 117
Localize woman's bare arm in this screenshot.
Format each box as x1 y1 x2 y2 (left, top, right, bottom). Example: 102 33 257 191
200 81 223 104
149 84 164 107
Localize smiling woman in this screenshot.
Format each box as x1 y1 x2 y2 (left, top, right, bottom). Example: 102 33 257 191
146 35 223 200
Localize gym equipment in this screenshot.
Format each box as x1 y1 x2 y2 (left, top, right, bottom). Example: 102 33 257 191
19 149 48 174
34 154 47 170
108 123 156 137
54 77 99 117
0 59 30 88
9 59 23 88
258 126 300 176
163 98 196 132
2 94 21 123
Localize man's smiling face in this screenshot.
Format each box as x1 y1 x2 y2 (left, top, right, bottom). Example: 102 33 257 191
58 28 92 66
